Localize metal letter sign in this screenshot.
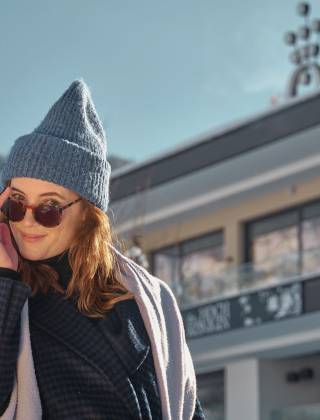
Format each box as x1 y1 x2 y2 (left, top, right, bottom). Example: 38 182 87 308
182 282 303 339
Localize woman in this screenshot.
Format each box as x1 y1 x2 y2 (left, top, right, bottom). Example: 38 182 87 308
0 80 205 419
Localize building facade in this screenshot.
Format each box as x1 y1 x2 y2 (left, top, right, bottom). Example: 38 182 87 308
109 90 320 420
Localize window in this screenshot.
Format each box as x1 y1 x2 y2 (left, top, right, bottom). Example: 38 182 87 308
152 231 225 306
302 202 320 274
246 200 320 285
247 211 299 283
197 370 224 420
152 245 180 291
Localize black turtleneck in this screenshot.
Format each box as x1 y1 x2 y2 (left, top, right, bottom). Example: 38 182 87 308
0 251 73 290
35 251 73 290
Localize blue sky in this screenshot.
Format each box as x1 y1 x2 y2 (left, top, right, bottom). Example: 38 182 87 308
0 1 316 163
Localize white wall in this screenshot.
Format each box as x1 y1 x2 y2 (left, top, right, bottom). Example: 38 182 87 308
260 355 320 420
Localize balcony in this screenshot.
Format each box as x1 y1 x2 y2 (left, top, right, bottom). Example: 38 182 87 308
177 247 320 310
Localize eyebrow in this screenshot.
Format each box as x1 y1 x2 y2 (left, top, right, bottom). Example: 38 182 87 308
11 187 66 200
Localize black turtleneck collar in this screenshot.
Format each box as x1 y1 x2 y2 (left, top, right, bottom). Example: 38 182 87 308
34 251 73 289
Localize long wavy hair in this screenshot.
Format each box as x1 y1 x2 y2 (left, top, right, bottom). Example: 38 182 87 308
0 197 134 318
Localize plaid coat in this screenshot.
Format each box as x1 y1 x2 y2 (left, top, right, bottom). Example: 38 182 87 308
0 270 205 420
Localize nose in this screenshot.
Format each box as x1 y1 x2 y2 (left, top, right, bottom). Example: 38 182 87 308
21 207 38 226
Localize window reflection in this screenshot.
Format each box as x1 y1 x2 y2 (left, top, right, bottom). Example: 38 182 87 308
152 232 225 305
251 225 299 282
153 246 181 296
181 246 225 305
247 201 320 284
302 215 320 275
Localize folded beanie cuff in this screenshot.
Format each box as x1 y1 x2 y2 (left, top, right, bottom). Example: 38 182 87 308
1 132 110 212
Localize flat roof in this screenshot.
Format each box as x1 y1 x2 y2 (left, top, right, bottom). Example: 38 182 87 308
110 89 320 202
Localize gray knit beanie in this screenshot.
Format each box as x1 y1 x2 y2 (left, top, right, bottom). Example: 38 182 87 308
1 80 111 212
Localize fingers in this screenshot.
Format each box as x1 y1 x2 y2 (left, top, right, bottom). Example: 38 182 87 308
0 223 18 270
0 223 12 247
0 223 17 258
0 186 10 209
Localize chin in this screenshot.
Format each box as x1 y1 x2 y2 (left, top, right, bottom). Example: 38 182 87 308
16 243 48 261
19 249 48 261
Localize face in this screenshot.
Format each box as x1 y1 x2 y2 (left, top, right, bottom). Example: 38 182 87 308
8 177 84 261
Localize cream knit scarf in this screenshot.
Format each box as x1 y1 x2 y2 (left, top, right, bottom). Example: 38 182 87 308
1 249 197 420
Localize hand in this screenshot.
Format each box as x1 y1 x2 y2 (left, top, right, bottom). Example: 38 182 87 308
0 187 18 271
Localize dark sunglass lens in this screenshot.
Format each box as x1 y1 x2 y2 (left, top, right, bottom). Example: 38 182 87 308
0 199 9 217
4 199 26 222
35 205 62 227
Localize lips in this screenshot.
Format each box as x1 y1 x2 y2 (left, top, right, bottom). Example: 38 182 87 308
21 232 47 242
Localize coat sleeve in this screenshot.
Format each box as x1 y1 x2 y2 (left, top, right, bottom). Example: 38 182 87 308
0 269 31 416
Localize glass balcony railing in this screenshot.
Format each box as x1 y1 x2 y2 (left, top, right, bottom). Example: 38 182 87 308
178 247 320 308
271 403 320 420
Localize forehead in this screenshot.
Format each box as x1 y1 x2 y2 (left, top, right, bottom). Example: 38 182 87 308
10 177 75 198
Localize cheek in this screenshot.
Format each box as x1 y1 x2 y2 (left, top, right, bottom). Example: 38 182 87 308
59 212 79 242
9 222 21 241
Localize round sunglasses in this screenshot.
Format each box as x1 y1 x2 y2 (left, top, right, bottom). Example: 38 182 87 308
0 197 82 228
